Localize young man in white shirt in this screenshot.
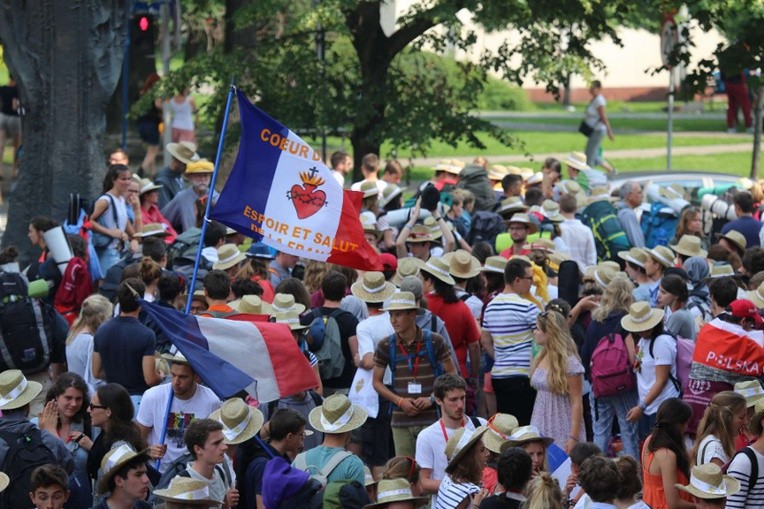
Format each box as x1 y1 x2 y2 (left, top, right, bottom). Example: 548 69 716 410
559 193 596 271
183 418 239 508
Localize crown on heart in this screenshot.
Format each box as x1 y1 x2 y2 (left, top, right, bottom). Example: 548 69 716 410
299 171 324 187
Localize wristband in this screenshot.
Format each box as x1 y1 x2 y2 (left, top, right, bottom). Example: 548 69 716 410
74 433 85 443
397 397 404 407
639 401 647 411
568 435 579 442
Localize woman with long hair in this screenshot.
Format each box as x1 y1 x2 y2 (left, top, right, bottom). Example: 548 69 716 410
726 398 764 508
66 294 113 392
672 207 707 249
382 456 423 496
275 277 312 310
530 310 585 453
435 427 490 509
90 164 135 273
580 275 640 459
658 274 698 340
137 256 162 302
641 398 695 509
691 391 747 467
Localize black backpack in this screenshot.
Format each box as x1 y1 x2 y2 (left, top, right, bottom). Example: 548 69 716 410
0 428 56 509
466 211 506 247
148 452 231 504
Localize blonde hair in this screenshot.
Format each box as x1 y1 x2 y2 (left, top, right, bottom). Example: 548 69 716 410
691 391 747 465
303 260 330 294
524 472 563 509
531 310 580 394
592 274 634 322
66 295 114 345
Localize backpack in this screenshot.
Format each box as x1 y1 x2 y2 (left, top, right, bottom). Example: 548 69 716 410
456 165 496 212
582 199 631 261
723 446 758 493
53 257 92 325
148 451 232 503
590 331 636 399
388 328 443 386
167 227 203 270
467 211 506 247
268 390 323 418
0 427 56 509
91 194 118 250
649 332 693 393
313 480 370 509
641 202 680 248
0 272 55 375
293 449 353 487
308 309 347 380
261 455 323 509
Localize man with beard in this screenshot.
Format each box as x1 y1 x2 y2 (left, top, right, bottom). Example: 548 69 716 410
162 159 218 233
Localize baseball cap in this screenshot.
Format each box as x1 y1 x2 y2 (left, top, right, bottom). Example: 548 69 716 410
728 299 764 329
399 276 423 299
379 253 398 272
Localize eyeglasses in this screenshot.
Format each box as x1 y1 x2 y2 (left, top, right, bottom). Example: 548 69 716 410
518 276 534 281
89 403 107 410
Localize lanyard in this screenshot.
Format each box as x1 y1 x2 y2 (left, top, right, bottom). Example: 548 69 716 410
439 417 466 443
398 339 423 380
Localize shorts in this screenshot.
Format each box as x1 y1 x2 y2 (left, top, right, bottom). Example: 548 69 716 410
0 112 20 137
137 118 161 145
360 397 393 467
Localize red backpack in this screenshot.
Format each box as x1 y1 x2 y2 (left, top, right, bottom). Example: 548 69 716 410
590 331 636 398
54 257 93 325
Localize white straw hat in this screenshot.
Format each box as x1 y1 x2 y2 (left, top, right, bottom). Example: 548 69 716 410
208 398 264 445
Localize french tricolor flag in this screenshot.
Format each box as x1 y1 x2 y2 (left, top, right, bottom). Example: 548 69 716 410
211 90 383 271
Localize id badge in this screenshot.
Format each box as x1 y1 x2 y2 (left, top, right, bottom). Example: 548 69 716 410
408 382 422 394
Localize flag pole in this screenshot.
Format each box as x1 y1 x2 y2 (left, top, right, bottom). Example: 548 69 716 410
184 78 237 313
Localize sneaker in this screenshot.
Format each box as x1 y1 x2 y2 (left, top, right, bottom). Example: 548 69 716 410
727 128 737 134
747 127 754 134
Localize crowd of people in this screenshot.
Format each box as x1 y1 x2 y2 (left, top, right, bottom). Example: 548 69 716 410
3 141 764 509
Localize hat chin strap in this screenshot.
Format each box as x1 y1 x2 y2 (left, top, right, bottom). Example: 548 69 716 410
320 405 354 432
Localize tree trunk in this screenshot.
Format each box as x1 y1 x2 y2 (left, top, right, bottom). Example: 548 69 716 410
751 85 763 180
0 1 126 261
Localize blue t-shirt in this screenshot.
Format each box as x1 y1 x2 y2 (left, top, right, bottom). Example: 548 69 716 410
93 316 156 395
721 216 762 251
293 446 365 486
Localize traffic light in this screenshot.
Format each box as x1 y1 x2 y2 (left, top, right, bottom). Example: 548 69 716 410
131 14 156 54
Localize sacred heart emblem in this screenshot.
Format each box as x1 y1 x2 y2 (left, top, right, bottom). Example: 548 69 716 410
288 167 327 219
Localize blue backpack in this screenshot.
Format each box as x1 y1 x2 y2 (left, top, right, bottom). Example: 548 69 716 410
641 202 680 248
387 329 442 385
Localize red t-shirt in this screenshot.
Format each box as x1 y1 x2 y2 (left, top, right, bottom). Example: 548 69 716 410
425 293 480 378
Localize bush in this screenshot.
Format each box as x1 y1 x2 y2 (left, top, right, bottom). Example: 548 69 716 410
477 78 533 111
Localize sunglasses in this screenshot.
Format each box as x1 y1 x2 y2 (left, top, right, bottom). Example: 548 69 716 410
89 403 107 410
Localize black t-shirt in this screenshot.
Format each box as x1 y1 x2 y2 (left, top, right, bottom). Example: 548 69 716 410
307 306 358 389
479 494 524 509
0 85 18 116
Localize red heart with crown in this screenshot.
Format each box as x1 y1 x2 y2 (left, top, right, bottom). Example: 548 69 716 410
290 170 327 219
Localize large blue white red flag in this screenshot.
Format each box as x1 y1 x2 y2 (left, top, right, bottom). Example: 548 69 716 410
211 90 383 271
140 300 319 402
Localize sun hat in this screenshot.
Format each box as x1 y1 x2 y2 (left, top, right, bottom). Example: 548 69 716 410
363 478 429 508
557 180 582 197
351 271 395 303
406 224 436 244
621 302 665 333
547 252 571 273
518 167 534 180
97 443 151 494
0 370 42 411
506 213 539 234
0 472 8 494
360 181 379 199
420 257 456 285
484 413 519 454
153 477 222 506
505 425 554 448
564 151 591 172
271 293 306 315
213 244 247 271
132 223 170 239
445 426 490 469
728 299 764 329
363 466 378 487
746 282 764 309
597 261 621 273
647 245 675 268
523 238 556 252
361 214 383 240
618 247 648 268
488 165 509 181
506 166 524 176
444 159 465 175
273 310 307 331
497 197 528 217
166 141 199 164
246 242 276 260
593 267 617 289
541 200 564 223
379 184 403 209
234 295 273 315
675 463 740 500
526 172 543 186
481 256 508 275
308 393 368 434
399 276 424 300
670 235 708 258
734 380 764 407
185 159 214 174
444 250 481 279
208 398 264 445
160 350 191 366
138 178 162 195
705 263 737 280
718 230 747 255
382 291 424 314
391 257 424 286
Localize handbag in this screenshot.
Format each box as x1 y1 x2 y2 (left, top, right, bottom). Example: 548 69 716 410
578 120 594 137
91 194 118 250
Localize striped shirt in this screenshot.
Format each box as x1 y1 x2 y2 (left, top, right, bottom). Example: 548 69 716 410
434 475 479 509
726 446 764 508
482 292 539 378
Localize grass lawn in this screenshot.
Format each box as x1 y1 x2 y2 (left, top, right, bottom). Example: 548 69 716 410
487 115 727 133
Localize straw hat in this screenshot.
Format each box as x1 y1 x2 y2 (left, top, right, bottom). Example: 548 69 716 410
434 159 464 175
185 159 214 174
160 350 191 366
556 180 581 196
734 380 764 407
505 166 524 176
621 302 665 333
618 247 648 268
361 214 382 240
420 257 456 285
97 443 151 494
670 235 708 258
497 197 528 217
271 293 306 315
423 216 449 241
647 245 675 268
675 463 740 500
153 477 222 506
505 425 554 448
481 256 508 275
523 238 556 252
273 310 308 331
133 223 170 239
488 165 509 181
364 478 429 507
747 282 764 309
547 252 571 272
360 181 378 199
598 261 621 273
363 466 378 487
506 213 539 234
0 472 8 494
209 398 264 445
526 172 543 186
166 141 199 164
213 244 247 271
382 291 424 314
0 370 43 411
518 167 534 180
592 267 617 289
484 414 519 454
541 200 564 223
138 178 162 195
351 271 395 303
308 393 368 434
444 250 481 279
445 426 490 468
406 224 436 244
705 263 739 281
379 185 403 209
234 295 273 315
391 257 424 286
564 152 591 171
718 230 747 255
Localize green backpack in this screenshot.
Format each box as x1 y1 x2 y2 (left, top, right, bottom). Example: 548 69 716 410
582 199 631 262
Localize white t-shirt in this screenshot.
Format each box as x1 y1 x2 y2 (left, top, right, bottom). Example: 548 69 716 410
65 332 103 393
585 94 607 131
351 179 387 198
136 383 221 473
455 289 483 320
695 434 728 466
357 312 394 385
636 334 679 415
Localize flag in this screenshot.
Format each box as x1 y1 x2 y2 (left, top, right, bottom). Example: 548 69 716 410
210 90 383 272
140 300 319 402
692 317 764 377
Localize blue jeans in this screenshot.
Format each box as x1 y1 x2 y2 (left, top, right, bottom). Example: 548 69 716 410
589 390 640 459
97 246 121 274
639 412 658 442
585 129 606 167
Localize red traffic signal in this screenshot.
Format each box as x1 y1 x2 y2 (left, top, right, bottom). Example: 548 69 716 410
138 16 150 31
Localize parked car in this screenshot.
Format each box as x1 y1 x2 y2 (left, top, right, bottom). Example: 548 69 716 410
609 171 744 206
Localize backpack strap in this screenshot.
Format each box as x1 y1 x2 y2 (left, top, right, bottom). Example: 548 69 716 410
309 390 323 407
317 450 352 480
742 446 758 493
388 332 397 386
430 313 437 333
293 452 308 472
469 416 481 428
422 328 442 378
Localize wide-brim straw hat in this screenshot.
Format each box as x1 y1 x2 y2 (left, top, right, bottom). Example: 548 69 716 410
363 466 378 487
391 258 425 286
423 216 454 242
618 247 648 268
361 214 383 240
564 151 591 171
273 310 308 331
446 426 490 469
160 350 191 366
444 250 481 279
497 197 528 216
505 425 554 448
506 213 538 234
647 245 675 268
364 478 429 508
360 181 379 199
382 291 425 315
621 301 665 333
185 159 214 174
153 477 222 506
484 413 519 454
523 238 556 252
746 282 764 309
675 463 740 500
526 172 543 186
487 165 509 181
556 180 581 196
420 257 456 285
351 271 396 303
0 472 8 494
703 263 740 282
234 295 273 315
309 393 368 434
379 185 403 209
209 398 264 445
133 223 170 239
481 255 508 275
213 244 247 271
593 267 617 289
406 224 436 243
139 178 162 195
717 230 747 255
166 141 199 164
541 200 564 223
670 235 708 258
271 293 307 315
547 252 571 273
0 369 43 411
97 443 151 495
734 380 764 407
